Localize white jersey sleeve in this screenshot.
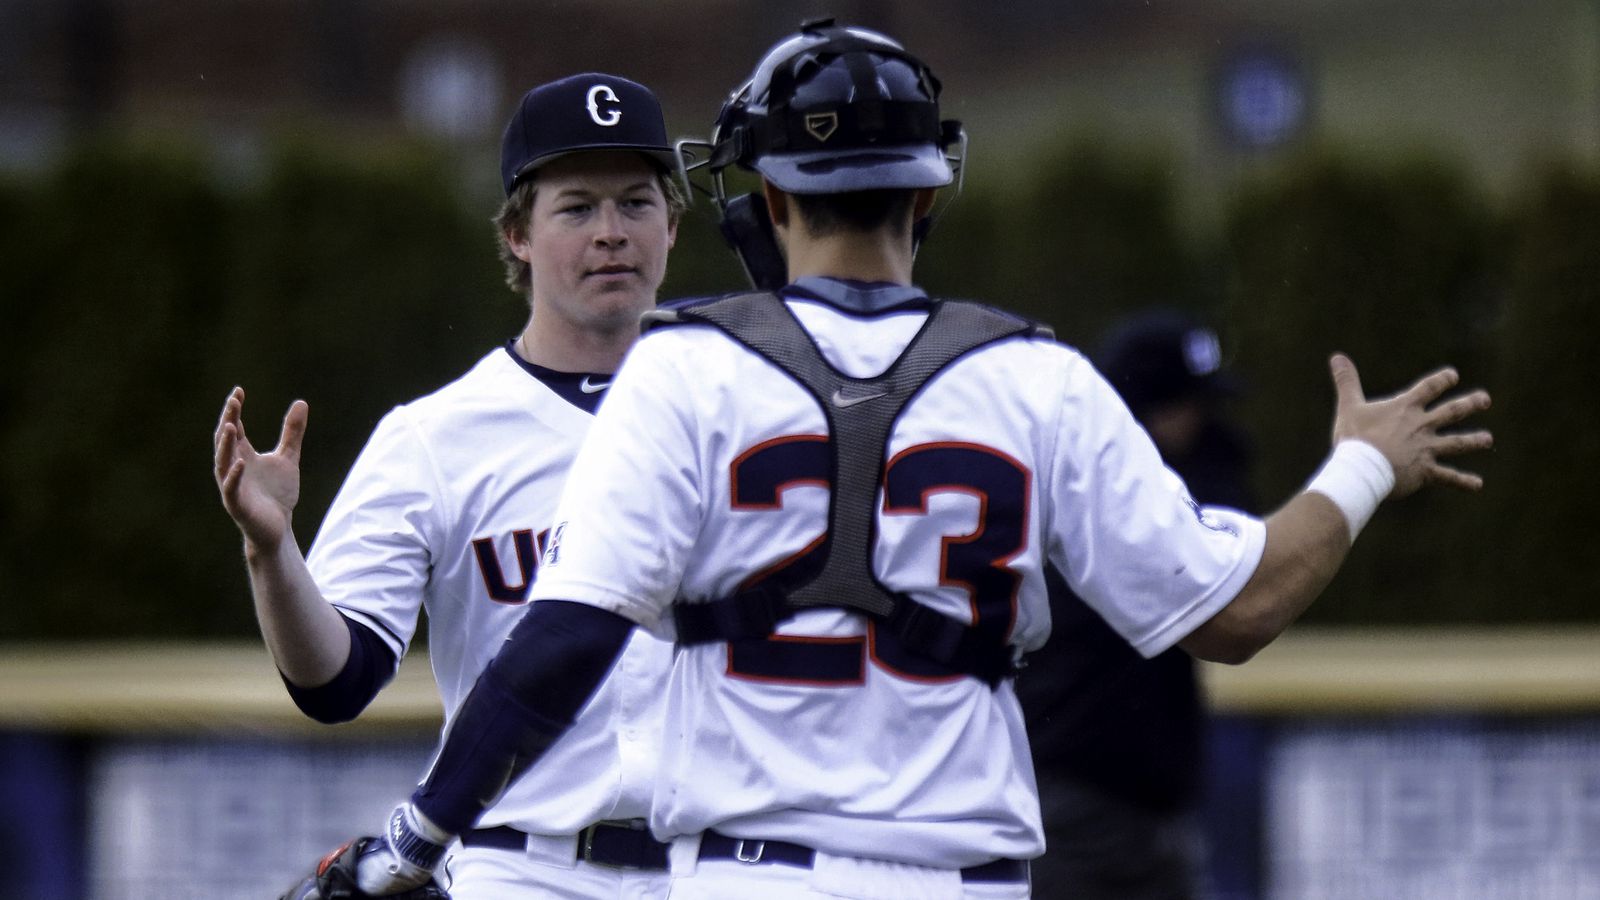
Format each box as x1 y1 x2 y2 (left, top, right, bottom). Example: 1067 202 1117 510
1041 347 1266 658
307 407 443 660
528 340 706 632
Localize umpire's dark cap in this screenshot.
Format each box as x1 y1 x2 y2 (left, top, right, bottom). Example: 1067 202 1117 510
500 73 675 196
1096 309 1241 412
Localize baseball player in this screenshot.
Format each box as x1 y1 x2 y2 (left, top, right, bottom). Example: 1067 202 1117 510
335 21 1493 900
213 73 684 899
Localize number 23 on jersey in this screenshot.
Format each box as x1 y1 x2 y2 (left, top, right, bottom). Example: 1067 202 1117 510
727 434 1030 686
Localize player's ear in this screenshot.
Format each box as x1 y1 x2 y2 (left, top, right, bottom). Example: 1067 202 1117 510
912 187 938 221
663 184 680 250
762 180 790 230
502 178 539 264
505 224 535 265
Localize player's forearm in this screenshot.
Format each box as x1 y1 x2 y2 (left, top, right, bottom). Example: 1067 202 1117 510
411 600 632 834
244 537 352 686
1180 492 1350 664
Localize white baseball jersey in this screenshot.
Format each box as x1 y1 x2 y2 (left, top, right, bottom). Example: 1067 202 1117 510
305 347 672 834
528 279 1266 869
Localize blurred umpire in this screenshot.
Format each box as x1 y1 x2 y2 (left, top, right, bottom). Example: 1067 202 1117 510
1015 309 1252 900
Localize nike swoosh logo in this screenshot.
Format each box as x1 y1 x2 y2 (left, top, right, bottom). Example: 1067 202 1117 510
830 387 887 408
580 377 611 394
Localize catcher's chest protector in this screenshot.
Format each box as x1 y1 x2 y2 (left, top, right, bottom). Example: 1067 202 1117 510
644 291 1051 686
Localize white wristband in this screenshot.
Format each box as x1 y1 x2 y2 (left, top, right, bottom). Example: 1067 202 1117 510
1304 439 1395 543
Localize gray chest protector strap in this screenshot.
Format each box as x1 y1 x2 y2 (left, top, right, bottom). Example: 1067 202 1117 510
644 291 1051 687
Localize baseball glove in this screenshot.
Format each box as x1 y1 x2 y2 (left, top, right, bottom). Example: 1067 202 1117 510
277 837 450 900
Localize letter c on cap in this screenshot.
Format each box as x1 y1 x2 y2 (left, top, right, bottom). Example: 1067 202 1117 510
586 85 621 127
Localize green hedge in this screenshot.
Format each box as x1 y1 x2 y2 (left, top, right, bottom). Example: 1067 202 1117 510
1222 154 1499 623
0 141 509 638
1486 164 1600 618
4 144 239 637
0 139 1593 636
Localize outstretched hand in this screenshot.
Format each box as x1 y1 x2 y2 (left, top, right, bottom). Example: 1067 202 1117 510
213 387 308 553
1328 354 1493 498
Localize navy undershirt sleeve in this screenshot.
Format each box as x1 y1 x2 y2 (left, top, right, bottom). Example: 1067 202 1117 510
411 600 634 835
280 614 400 724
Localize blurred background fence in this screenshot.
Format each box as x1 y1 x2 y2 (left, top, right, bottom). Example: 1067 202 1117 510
2 0 1599 897
2 633 1598 899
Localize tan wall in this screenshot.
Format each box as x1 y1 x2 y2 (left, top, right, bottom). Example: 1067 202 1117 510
4 628 1597 737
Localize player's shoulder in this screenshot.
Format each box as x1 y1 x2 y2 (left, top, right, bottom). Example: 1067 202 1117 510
395 348 509 409
924 297 1085 367
658 292 746 312
1012 333 1099 385
631 294 767 363
640 292 762 332
934 295 1051 333
375 348 531 435
935 314 1108 414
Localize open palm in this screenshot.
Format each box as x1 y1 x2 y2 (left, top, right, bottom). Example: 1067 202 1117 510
213 387 308 551
1327 354 1492 498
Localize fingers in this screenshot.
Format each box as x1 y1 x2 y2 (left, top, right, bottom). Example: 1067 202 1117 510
1328 353 1365 409
214 422 238 483
1426 388 1491 427
1423 424 1491 491
214 387 244 447
1402 365 1461 408
219 458 245 508
277 400 309 464
1427 461 1484 492
216 387 259 458
1431 429 1493 457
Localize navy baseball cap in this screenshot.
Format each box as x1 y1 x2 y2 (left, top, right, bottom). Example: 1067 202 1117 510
500 72 675 196
1096 309 1241 412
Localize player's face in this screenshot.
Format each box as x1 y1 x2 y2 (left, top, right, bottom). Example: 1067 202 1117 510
514 152 677 337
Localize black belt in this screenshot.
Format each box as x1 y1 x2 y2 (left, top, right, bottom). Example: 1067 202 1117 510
461 822 669 871
698 831 1029 884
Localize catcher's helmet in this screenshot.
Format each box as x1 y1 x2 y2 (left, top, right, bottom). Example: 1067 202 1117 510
713 20 959 193
677 18 967 288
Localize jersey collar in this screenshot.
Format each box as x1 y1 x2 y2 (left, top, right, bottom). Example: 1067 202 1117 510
781 276 930 316
501 342 611 414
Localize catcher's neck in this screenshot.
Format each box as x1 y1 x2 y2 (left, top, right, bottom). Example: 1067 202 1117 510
766 182 935 287
783 231 914 286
